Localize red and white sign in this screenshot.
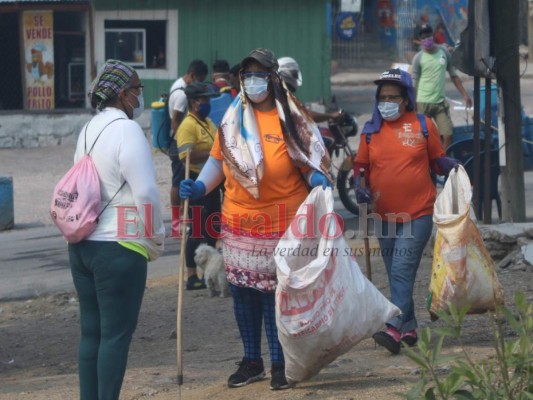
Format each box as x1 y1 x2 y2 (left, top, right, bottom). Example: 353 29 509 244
23 10 55 110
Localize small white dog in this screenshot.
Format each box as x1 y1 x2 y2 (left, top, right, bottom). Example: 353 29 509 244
194 244 229 298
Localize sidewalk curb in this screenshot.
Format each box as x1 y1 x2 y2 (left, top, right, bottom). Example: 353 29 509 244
331 64 533 87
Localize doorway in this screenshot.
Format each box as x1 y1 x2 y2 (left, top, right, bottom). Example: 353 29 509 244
0 13 23 110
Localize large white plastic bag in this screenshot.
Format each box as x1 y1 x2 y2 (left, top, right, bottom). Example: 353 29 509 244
275 187 400 384
428 166 504 320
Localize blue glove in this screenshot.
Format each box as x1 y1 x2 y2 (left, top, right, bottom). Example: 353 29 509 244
436 156 460 176
354 175 372 204
179 179 206 200
310 171 333 189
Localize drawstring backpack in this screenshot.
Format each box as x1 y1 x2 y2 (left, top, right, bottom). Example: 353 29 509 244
50 118 125 243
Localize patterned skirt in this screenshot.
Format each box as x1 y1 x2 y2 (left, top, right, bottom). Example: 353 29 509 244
221 225 283 293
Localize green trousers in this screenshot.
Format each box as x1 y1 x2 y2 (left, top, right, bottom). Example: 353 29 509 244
68 241 147 400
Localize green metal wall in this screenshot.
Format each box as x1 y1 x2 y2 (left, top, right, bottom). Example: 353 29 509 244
93 0 331 103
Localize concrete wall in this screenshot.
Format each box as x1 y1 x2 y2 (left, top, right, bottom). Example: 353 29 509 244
0 111 153 149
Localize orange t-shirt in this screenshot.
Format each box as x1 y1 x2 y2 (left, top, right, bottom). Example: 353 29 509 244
211 107 309 233
355 113 445 221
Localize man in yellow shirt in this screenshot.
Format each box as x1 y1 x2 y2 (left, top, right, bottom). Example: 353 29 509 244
177 82 220 290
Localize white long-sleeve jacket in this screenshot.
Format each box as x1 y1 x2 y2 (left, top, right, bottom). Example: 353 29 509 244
74 107 165 261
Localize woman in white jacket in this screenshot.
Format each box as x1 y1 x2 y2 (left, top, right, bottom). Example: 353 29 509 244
68 59 164 400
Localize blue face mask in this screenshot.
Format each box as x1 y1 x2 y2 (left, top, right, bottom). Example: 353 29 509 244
243 76 269 103
378 101 401 121
198 102 211 119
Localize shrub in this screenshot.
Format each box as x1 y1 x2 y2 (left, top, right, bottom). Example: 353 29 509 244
401 292 533 400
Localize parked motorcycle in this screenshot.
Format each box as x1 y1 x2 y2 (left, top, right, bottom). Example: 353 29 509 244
277 57 360 214
319 107 360 215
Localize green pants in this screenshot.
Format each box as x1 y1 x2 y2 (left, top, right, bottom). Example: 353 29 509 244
68 241 147 400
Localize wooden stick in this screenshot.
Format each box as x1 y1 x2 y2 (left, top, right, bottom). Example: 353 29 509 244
177 149 191 387
359 168 372 282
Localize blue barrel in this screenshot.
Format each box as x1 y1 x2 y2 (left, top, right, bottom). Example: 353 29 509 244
0 176 14 230
151 100 171 151
480 84 499 128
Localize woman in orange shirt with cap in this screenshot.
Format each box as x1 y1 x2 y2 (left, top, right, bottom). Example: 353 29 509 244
180 48 332 390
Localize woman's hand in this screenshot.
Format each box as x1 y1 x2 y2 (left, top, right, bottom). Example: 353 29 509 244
435 156 460 176
179 179 206 200
310 171 333 189
354 175 372 204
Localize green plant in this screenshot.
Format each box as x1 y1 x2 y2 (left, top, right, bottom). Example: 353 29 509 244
400 292 533 400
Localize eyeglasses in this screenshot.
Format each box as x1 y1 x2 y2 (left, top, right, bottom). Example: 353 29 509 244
128 85 144 93
240 72 270 79
378 94 403 102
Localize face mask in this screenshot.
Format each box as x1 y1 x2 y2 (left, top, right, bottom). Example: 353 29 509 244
198 102 211 119
243 76 269 103
128 92 144 119
378 101 401 121
422 37 434 50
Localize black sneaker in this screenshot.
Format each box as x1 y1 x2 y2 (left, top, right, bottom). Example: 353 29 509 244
373 331 401 355
186 274 206 290
227 358 265 388
270 362 290 390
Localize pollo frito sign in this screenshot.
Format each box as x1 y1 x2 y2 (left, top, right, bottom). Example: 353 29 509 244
23 10 55 110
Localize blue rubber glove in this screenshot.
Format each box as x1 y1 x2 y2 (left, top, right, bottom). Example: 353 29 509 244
354 175 372 204
179 179 206 200
436 156 460 176
310 171 333 189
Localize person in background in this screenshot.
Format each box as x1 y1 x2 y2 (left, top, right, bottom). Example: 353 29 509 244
433 22 454 52
168 60 208 209
212 59 238 98
176 82 221 290
412 24 472 149
278 56 342 123
354 68 459 355
70 59 165 399
180 48 332 390
433 22 446 44
229 63 241 93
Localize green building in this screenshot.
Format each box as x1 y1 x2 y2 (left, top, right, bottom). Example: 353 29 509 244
0 0 331 111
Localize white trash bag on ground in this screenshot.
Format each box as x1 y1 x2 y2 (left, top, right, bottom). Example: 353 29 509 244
275 187 400 384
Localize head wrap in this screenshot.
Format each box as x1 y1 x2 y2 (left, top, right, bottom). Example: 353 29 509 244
362 68 416 135
89 59 134 109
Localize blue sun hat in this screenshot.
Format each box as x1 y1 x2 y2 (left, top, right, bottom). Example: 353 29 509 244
362 68 416 135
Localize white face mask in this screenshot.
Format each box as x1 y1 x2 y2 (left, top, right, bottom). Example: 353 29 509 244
378 101 401 121
130 92 144 119
243 76 269 103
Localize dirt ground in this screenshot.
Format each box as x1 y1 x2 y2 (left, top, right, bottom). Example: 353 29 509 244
0 125 532 399
1 250 532 400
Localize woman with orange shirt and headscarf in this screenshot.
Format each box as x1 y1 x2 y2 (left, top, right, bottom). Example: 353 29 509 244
180 48 332 390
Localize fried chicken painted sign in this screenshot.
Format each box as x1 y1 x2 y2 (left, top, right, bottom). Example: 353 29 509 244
23 10 55 110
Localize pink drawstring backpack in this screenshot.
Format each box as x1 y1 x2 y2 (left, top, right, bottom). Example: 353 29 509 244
50 118 125 243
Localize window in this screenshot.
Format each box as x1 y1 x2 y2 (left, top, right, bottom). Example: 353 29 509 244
105 29 146 68
104 20 166 69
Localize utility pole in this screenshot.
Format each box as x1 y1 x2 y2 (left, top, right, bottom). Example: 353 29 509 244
495 0 526 222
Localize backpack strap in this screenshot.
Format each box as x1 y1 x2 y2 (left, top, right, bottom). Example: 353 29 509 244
417 113 429 139
96 180 127 222
85 117 126 155
83 117 127 222
365 114 428 144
